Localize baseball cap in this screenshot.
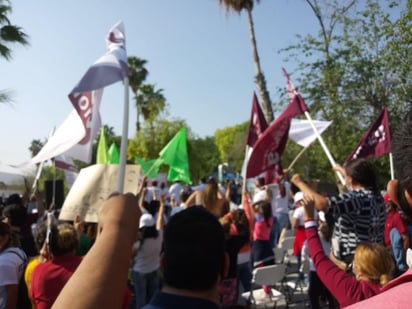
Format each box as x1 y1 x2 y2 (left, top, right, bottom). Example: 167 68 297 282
294 191 305 205
139 213 155 228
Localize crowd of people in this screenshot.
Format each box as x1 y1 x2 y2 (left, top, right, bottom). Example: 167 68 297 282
3 118 412 308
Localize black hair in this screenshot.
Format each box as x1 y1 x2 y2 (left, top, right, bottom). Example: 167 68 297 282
345 158 378 193
256 177 265 187
180 189 192 203
146 200 160 217
391 120 412 220
0 222 11 249
258 201 272 227
34 222 48 252
162 206 226 291
2 203 27 228
140 225 159 240
231 209 250 240
5 193 22 206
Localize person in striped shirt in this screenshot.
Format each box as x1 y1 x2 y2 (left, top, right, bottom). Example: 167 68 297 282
291 158 385 266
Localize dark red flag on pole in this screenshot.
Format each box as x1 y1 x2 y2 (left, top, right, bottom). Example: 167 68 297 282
345 106 391 162
246 92 268 147
246 70 308 178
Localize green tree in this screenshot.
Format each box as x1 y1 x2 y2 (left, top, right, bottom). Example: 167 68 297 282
128 56 148 131
0 0 29 103
128 118 188 161
128 119 221 184
218 0 274 123
188 136 220 183
280 0 406 185
214 122 248 173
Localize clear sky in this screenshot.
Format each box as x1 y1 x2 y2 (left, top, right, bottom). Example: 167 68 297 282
0 0 319 166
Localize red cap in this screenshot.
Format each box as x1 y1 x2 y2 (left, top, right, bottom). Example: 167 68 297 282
383 193 391 203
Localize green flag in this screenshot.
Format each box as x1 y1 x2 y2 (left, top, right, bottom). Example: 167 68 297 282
108 143 120 164
97 126 108 164
135 157 162 179
159 127 191 184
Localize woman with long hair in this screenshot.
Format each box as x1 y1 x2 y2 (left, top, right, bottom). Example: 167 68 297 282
302 195 394 307
0 221 28 308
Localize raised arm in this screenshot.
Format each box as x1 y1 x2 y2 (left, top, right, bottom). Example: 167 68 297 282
185 190 198 208
291 174 329 212
157 195 166 230
138 188 147 213
52 193 140 309
301 195 365 307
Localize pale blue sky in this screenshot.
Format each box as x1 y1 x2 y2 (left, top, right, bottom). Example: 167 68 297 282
1 0 319 165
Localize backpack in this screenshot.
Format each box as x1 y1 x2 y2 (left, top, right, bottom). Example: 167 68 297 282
5 249 31 309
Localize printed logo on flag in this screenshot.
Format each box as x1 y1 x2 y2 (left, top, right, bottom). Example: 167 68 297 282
352 125 387 160
69 92 94 145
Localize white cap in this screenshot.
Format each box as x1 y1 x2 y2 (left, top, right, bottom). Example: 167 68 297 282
294 191 305 205
139 213 155 228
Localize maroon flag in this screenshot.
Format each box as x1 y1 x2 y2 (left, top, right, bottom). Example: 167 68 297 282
345 106 391 162
246 92 268 147
246 69 308 178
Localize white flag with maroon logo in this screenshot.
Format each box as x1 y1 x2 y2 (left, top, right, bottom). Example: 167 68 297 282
21 21 128 166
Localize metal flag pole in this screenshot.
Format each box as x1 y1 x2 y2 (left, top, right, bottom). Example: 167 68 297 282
117 77 130 193
304 111 345 185
287 146 308 171
389 152 395 180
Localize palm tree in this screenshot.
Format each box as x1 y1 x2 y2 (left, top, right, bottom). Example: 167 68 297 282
135 84 166 125
128 56 149 131
29 139 45 157
0 0 29 104
218 0 274 123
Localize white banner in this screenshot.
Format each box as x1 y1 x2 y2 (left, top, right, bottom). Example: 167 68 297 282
59 164 140 222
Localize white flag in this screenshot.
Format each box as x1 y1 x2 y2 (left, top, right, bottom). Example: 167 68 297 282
55 154 78 189
289 119 332 148
20 22 128 166
67 21 128 163
69 21 128 94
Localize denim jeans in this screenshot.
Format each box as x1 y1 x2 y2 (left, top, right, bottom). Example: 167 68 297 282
270 213 290 248
390 228 408 272
131 269 160 309
237 261 252 292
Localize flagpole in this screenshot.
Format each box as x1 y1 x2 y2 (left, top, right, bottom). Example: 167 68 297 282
304 111 346 185
52 159 56 209
241 146 251 193
117 77 129 193
389 152 394 180
144 159 161 179
287 146 308 171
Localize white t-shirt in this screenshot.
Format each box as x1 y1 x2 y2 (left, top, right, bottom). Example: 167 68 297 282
0 247 27 309
132 229 164 274
267 182 291 216
144 186 162 202
253 188 267 203
293 207 318 226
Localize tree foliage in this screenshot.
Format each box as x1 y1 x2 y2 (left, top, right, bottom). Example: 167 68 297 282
0 0 29 103
128 56 149 131
278 0 408 187
214 122 248 173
